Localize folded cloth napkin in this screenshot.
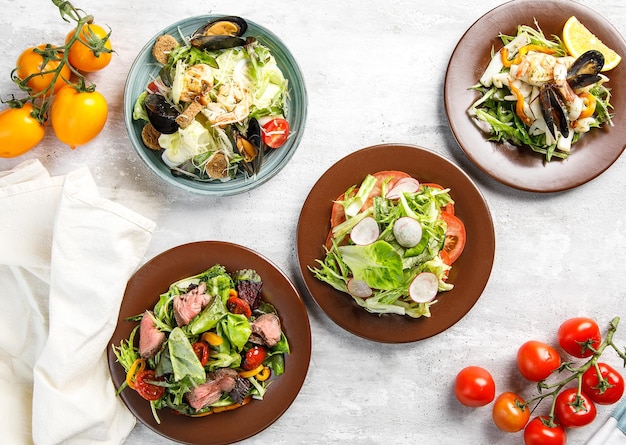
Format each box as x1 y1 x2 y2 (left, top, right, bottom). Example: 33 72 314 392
587 398 626 445
0 159 156 444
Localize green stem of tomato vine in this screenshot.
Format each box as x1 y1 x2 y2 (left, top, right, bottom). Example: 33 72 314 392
525 316 624 422
7 0 110 123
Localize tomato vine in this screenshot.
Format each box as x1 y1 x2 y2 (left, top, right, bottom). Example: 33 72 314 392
524 316 626 428
6 0 112 123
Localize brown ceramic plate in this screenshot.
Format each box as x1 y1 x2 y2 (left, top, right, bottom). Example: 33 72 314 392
444 0 626 192
296 144 495 343
107 241 311 445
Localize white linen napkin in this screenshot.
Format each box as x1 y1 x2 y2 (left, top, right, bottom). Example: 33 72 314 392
0 159 156 444
587 399 626 445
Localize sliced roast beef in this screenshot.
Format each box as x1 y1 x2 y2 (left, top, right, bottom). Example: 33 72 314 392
186 368 239 410
233 269 263 310
138 310 166 359
173 281 211 326
249 313 282 347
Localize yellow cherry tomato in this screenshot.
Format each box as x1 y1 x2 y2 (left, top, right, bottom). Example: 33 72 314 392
0 103 45 158
16 44 71 95
66 23 112 73
50 85 108 149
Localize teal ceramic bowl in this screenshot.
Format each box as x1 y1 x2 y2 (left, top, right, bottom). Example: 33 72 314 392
124 15 307 195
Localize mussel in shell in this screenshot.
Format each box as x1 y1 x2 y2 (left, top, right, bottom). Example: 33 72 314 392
566 49 605 89
190 16 248 51
539 83 570 139
144 93 179 134
232 118 265 175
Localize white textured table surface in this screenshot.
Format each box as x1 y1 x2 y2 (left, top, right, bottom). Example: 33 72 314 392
2 0 626 444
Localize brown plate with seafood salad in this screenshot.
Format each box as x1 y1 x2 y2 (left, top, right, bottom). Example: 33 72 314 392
444 0 626 192
123 15 307 196
296 144 495 343
107 241 311 445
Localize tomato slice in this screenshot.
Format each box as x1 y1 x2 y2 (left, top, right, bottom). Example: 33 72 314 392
134 370 165 401
440 211 466 263
262 118 290 148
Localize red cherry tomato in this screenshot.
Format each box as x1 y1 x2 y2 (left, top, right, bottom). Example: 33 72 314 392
557 317 601 358
227 296 252 318
523 416 566 445
581 362 625 405
242 345 267 371
261 117 289 148
554 388 597 428
517 340 561 382
492 392 531 432
454 366 496 407
134 369 165 401
192 341 209 366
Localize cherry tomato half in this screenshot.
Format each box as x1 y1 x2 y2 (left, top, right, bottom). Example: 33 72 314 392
440 211 466 264
581 362 625 405
16 44 70 95
261 117 289 148
242 345 267 371
134 369 165 401
492 392 531 432
50 85 108 149
557 317 601 358
454 366 496 407
0 103 45 157
192 341 209 366
554 388 597 428
66 23 113 73
227 296 252 318
517 340 561 382
523 416 566 445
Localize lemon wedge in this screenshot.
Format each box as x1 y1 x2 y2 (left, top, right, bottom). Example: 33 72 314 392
563 16 621 71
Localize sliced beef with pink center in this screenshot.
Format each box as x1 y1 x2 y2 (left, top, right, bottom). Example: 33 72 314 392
173 281 211 327
138 310 166 359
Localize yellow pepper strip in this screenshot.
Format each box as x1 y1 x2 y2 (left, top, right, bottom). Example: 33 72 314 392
238 364 264 378
125 358 146 390
256 366 271 381
578 91 597 119
507 82 533 126
502 44 557 67
229 288 238 298
201 331 223 346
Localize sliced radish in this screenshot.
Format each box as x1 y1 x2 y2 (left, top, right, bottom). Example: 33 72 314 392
350 216 379 245
386 177 420 200
408 272 439 303
393 217 423 248
347 278 373 299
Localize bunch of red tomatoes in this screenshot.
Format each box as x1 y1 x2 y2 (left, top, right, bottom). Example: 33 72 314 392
454 316 626 445
0 1 112 158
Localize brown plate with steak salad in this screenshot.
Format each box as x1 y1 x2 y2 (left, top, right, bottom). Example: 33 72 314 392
108 241 311 444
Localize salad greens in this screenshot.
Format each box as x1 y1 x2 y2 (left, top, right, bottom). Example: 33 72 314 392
134 23 290 181
310 173 460 318
469 22 614 161
112 264 289 422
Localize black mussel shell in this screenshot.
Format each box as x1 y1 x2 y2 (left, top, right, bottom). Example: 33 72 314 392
144 93 179 134
539 84 569 138
567 50 605 89
158 65 174 87
190 35 246 51
192 16 248 39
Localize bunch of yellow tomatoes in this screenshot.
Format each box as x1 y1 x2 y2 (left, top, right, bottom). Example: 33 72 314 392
0 1 113 158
